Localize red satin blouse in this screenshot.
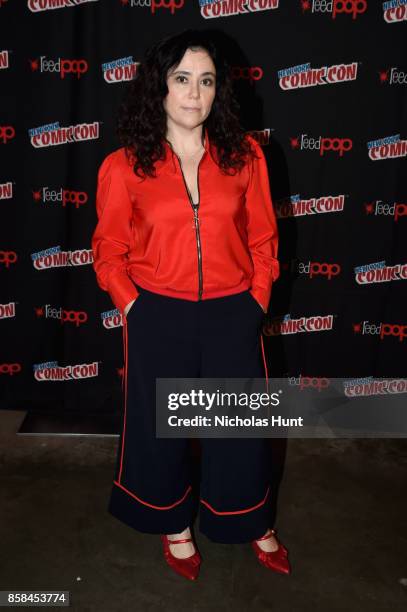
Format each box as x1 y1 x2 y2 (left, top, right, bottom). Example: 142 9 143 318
91 128 280 317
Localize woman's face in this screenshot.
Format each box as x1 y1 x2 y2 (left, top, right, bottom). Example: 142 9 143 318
163 47 216 132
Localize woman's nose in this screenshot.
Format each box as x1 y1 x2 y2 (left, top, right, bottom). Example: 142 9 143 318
188 82 200 98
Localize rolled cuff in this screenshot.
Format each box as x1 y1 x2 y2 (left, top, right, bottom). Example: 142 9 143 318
107 271 140 316
250 285 272 314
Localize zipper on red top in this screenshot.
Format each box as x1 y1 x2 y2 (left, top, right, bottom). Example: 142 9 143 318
171 147 205 301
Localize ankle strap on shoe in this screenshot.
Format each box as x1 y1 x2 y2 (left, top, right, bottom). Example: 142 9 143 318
256 529 276 542
167 537 192 544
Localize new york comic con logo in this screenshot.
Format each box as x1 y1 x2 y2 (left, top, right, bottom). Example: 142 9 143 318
354 260 407 284
28 121 100 147
0 50 9 69
100 308 125 329
28 0 98 12
277 61 358 90
382 0 407 23
264 313 335 336
276 193 346 218
33 361 99 381
0 181 12 200
31 246 93 268
367 134 407 161
102 57 140 83
199 0 279 19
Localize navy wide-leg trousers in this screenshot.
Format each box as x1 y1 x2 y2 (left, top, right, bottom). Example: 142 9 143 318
108 284 272 544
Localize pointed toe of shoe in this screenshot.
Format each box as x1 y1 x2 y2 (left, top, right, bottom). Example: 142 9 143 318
251 539 291 575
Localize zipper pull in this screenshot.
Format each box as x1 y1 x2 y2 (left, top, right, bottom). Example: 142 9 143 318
191 203 200 221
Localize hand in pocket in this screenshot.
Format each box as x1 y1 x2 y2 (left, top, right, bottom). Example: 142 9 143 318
124 295 139 317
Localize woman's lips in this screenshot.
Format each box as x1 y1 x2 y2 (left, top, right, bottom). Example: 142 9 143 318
182 107 200 111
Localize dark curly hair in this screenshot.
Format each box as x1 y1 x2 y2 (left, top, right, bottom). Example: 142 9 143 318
116 28 257 180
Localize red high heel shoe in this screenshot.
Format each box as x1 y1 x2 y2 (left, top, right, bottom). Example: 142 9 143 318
160 534 202 581
251 528 291 575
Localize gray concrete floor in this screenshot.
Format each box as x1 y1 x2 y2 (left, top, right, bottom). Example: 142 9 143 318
1 409 406 612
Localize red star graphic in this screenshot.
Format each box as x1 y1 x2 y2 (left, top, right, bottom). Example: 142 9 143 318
290 136 300 149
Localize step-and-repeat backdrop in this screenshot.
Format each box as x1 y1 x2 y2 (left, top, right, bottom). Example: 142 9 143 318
1 1 406 412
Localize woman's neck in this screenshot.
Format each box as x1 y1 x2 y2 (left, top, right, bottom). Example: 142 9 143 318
165 125 204 156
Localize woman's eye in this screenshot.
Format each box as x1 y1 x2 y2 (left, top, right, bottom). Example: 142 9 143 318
175 76 214 86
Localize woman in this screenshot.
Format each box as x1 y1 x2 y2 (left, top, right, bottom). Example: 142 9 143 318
91 29 290 581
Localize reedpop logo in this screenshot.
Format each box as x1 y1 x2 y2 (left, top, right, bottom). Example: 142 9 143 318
0 363 21 376
378 66 407 85
291 134 352 157
353 321 407 342
29 56 88 79
231 66 263 84
301 0 367 19
0 125 15 143
0 251 17 268
36 305 88 326
32 187 88 208
364 200 407 221
297 261 341 279
125 0 184 13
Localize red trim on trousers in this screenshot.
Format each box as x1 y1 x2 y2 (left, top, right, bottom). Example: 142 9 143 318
118 317 192 510
113 479 192 510
260 333 269 394
116 316 270 513
118 317 129 483
200 486 270 515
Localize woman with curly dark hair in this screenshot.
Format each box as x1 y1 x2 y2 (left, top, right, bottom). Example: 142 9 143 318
91 28 289 581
